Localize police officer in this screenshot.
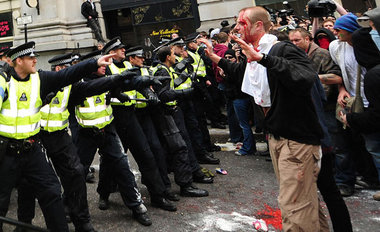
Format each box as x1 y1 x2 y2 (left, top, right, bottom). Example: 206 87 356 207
101 39 177 212
183 34 224 153
0 42 113 232
74 50 157 226
126 46 180 200
152 45 209 197
169 37 220 165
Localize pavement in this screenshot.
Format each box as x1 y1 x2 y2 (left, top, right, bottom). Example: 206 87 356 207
2 127 380 232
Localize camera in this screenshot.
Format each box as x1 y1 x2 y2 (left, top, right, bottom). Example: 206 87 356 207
307 0 337 17
275 1 295 26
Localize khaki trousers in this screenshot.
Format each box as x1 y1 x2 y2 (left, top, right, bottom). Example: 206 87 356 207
268 135 329 232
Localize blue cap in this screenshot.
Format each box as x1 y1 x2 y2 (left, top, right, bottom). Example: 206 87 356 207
334 13 360 33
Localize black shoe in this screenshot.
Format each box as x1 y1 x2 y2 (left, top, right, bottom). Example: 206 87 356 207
206 144 221 152
86 171 96 183
197 153 220 165
132 204 152 226
165 191 180 201
98 197 109 210
193 169 214 184
151 197 177 211
211 122 226 129
255 150 270 156
338 185 354 197
180 185 209 197
75 222 97 232
193 175 214 184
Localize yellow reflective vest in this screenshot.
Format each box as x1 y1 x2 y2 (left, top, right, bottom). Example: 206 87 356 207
75 92 113 129
153 64 176 106
0 73 42 139
187 49 207 77
108 61 136 106
135 67 150 109
40 85 71 132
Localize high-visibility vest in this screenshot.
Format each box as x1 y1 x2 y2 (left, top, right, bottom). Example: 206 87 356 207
0 73 42 139
108 61 136 106
135 67 150 109
153 64 176 106
40 85 71 132
187 49 207 77
75 93 113 129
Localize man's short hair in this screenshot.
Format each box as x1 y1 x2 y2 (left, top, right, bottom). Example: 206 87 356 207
216 32 228 43
156 46 171 62
322 19 334 27
239 6 272 32
289 28 313 41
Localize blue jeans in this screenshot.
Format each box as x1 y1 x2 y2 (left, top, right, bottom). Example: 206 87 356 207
227 98 243 143
363 132 380 182
233 98 256 154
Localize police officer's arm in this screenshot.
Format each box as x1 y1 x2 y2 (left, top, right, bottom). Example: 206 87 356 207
153 68 177 103
40 55 114 99
69 75 126 106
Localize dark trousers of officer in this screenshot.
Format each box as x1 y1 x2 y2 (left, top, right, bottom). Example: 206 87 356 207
172 106 201 174
135 108 172 191
0 139 68 232
151 106 193 187
317 151 353 232
193 87 213 149
17 130 90 229
112 105 166 200
75 124 142 209
178 99 209 158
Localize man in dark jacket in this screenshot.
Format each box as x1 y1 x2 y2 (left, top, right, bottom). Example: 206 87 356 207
81 0 104 42
231 6 326 231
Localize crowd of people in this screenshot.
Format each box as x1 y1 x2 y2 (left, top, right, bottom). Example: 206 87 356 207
0 0 379 231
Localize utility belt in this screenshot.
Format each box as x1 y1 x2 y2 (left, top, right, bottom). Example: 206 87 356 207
0 135 40 158
80 126 106 137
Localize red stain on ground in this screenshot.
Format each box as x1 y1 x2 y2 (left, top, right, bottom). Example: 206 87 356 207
256 204 282 230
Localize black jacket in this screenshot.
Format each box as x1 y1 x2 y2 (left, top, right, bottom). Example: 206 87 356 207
217 57 250 100
347 64 380 133
258 41 323 145
81 1 98 19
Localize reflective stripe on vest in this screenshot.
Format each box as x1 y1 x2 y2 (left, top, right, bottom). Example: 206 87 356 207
75 93 113 129
40 85 71 132
108 62 136 106
187 50 206 77
153 65 176 106
0 73 42 139
135 67 150 109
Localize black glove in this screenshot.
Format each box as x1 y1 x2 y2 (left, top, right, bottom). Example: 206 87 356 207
116 92 131 103
174 88 194 100
119 70 139 79
147 95 160 105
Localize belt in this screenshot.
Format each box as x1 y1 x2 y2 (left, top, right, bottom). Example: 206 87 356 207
4 135 40 155
80 127 106 136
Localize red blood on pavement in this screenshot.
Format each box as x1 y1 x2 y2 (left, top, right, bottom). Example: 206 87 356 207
256 204 282 230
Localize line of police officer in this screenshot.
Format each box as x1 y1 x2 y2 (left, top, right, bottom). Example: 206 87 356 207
0 33 222 231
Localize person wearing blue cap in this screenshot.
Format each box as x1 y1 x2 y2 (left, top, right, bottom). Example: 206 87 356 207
330 13 380 197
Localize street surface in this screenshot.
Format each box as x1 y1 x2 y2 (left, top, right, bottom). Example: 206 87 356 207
2 128 380 231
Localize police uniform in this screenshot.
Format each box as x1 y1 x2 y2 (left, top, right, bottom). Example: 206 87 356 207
102 40 176 211
126 46 175 198
16 53 124 232
0 42 100 232
169 36 220 165
74 50 152 226
152 55 209 197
